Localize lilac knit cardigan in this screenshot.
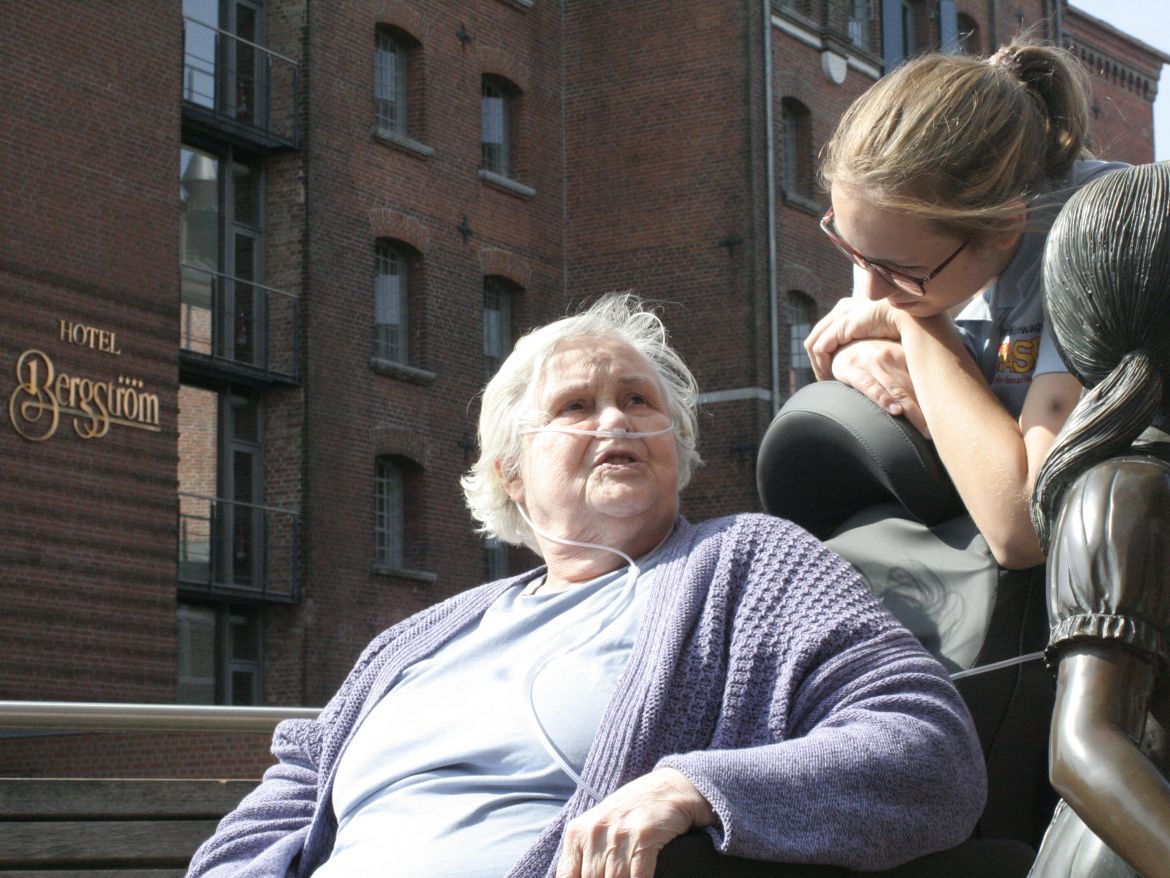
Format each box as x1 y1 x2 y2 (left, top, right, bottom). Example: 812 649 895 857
187 514 986 878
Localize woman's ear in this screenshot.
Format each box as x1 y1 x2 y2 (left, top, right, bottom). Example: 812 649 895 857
991 203 1028 251
495 458 524 505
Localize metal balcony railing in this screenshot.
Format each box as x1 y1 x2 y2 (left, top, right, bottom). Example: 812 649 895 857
182 15 300 148
178 492 301 603
180 263 300 382
0 701 318 733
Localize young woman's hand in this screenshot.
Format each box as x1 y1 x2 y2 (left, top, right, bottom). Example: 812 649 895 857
830 339 929 437
805 298 902 381
555 767 715 878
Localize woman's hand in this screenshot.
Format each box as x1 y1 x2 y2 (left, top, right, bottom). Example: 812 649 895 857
830 339 929 437
805 298 903 381
555 767 716 878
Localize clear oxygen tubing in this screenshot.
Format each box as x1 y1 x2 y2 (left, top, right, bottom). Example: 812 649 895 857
949 650 1046 681
518 424 674 439
514 424 674 803
514 425 1045 780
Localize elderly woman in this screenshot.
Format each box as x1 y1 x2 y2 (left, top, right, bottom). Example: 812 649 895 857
187 294 985 878
1027 163 1170 877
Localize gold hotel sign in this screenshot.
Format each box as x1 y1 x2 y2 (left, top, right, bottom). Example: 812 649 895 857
8 320 161 442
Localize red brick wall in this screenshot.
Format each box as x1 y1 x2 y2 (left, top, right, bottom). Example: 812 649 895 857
0 0 1162 782
560 1 769 522
1064 8 1163 164
299 0 568 702
0 0 182 712
0 731 273 779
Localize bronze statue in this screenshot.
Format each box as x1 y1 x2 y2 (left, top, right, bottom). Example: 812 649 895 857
1028 162 1170 877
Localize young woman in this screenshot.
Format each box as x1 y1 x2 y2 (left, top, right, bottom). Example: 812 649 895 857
805 42 1125 569
1027 162 1170 878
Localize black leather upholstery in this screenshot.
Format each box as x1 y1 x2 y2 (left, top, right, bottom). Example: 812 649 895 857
756 382 1055 852
756 381 963 540
657 833 1036 878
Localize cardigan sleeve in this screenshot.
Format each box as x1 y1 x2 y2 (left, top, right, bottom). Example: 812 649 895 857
184 618 423 878
185 719 325 878
185 576 522 878
657 522 986 871
660 631 985 870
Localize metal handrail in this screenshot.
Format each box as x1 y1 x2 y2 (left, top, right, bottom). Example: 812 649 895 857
181 15 301 147
181 262 300 300
0 700 319 733
179 490 300 518
182 14 299 65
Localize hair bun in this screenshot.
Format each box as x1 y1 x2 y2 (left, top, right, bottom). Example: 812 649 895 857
989 45 1027 78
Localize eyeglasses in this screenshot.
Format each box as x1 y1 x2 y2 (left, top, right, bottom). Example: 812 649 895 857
819 208 969 297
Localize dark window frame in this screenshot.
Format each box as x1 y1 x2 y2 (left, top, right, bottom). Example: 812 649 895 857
779 98 815 206
177 600 264 706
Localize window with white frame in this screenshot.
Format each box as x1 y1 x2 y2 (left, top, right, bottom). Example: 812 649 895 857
481 77 512 176
778 0 815 18
483 276 514 378
375 29 408 135
374 457 405 569
848 0 873 52
375 240 408 363
787 291 817 397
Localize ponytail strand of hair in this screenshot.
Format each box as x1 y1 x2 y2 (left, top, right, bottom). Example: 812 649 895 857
1031 351 1162 548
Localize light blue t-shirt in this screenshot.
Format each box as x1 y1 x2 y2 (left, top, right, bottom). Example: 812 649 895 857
313 552 661 878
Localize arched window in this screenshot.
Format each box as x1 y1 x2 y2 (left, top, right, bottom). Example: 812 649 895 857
482 76 519 177
374 455 426 572
780 98 814 202
375 28 419 136
483 276 519 379
374 456 405 569
374 239 410 364
848 0 873 53
956 14 980 55
787 291 817 397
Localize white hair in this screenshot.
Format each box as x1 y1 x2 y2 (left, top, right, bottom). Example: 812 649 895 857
461 292 702 553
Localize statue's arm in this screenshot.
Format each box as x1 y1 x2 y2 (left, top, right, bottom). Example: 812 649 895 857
1050 645 1170 878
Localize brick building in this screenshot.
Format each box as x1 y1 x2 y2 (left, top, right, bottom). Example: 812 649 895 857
0 0 1164 778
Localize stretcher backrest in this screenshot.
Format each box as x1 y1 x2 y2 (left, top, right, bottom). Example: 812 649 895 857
757 381 1054 847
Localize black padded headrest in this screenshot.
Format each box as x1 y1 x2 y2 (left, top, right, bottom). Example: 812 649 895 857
756 381 963 540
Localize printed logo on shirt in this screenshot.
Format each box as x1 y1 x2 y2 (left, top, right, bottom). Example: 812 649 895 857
993 323 1042 378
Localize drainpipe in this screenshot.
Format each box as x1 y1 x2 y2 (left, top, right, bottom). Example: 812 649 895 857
763 0 780 416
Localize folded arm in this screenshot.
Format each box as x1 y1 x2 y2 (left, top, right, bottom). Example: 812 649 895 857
806 298 1079 568
657 631 986 871
897 314 1078 568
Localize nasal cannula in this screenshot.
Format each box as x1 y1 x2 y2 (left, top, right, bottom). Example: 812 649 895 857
517 424 672 803
514 422 1044 802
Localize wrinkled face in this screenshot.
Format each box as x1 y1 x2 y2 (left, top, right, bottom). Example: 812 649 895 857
829 185 1020 317
504 335 679 551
